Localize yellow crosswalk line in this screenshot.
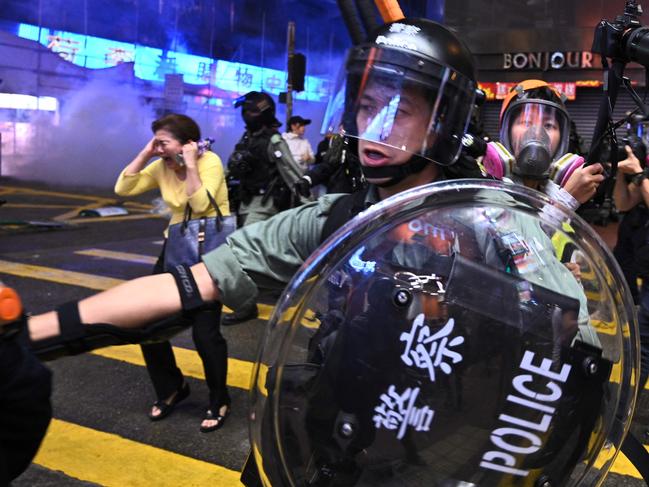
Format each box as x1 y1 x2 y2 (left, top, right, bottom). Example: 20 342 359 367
92 345 253 391
34 419 243 486
0 259 124 290
75 249 158 265
2 185 116 202
610 446 649 478
66 213 166 224
2 203 80 209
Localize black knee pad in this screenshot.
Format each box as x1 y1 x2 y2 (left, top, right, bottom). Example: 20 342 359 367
167 264 205 311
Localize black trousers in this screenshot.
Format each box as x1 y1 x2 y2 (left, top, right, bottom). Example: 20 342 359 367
140 247 230 411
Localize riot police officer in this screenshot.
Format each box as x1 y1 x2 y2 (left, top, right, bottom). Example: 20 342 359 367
225 91 305 324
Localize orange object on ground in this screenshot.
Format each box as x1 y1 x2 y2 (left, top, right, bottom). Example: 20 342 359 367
0 286 23 324
375 0 405 22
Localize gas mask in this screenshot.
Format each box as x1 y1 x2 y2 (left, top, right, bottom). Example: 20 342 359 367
500 100 570 180
514 125 553 179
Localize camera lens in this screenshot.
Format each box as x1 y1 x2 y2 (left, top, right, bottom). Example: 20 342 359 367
626 26 649 66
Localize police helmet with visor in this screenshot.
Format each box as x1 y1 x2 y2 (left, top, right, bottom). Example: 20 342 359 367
322 18 478 184
234 91 281 130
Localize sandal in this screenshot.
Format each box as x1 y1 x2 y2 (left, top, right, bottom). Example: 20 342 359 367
148 382 190 422
200 405 230 433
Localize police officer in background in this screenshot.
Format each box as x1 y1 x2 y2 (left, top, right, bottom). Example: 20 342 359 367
293 134 366 197
225 91 305 325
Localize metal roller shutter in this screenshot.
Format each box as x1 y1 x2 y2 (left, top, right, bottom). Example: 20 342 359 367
568 88 641 151
481 101 501 141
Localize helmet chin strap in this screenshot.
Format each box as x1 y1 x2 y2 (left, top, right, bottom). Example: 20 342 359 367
361 155 430 188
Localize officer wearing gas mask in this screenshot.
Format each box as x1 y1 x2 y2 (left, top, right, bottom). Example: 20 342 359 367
225 91 305 324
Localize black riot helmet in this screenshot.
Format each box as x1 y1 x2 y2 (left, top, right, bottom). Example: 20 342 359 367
322 18 478 187
234 91 281 131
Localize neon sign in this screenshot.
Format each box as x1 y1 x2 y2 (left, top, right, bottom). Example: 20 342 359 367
13 22 329 102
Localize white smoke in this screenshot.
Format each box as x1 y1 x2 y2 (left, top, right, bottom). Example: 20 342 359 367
14 76 154 188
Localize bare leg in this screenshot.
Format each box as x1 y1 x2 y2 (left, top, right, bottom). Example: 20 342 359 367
27 263 220 341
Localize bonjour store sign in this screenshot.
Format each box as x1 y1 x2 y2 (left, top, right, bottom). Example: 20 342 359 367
503 51 594 71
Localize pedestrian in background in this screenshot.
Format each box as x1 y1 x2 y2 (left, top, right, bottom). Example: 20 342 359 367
282 115 315 173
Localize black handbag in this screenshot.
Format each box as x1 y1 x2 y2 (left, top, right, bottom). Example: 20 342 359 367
163 190 236 271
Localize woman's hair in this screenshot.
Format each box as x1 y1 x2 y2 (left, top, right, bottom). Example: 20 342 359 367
151 114 201 143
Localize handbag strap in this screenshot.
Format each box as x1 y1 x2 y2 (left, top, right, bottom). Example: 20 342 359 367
182 189 224 233
181 204 192 235
198 217 207 256
205 189 224 232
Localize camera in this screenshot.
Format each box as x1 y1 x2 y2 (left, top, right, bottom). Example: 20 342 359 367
616 113 648 164
617 134 647 164
592 1 649 66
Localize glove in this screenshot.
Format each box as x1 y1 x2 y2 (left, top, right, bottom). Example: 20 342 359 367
294 177 311 198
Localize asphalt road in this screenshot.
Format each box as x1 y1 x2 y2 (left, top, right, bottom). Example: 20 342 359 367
0 178 646 486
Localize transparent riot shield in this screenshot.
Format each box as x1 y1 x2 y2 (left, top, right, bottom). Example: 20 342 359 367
249 179 639 487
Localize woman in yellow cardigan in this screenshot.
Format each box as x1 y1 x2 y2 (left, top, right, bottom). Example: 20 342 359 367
114 113 231 432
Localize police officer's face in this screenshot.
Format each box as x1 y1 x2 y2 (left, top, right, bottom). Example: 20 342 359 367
356 82 433 173
153 129 183 168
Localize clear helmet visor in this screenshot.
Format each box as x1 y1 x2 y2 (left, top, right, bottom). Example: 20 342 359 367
322 49 476 167
500 101 570 178
249 180 638 487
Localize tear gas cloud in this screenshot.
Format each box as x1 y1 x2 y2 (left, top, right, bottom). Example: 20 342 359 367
8 77 154 188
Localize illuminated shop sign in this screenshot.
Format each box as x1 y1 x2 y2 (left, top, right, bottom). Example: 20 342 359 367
479 82 577 101
14 22 329 102
503 51 594 71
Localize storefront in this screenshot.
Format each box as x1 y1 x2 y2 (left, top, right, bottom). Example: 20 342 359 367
472 47 645 152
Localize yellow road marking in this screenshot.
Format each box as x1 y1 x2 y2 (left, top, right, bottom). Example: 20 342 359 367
92 345 253 391
0 186 158 222
592 319 618 336
54 203 118 222
31 398 648 485
34 419 243 487
2 186 116 202
75 249 158 265
66 213 166 224
0 259 124 290
610 445 649 478
1 203 80 209
123 201 155 209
